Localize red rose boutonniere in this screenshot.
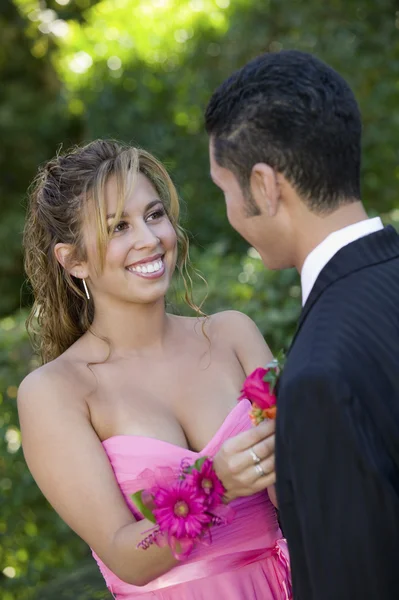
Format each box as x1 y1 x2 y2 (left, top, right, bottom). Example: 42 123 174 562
238 351 285 425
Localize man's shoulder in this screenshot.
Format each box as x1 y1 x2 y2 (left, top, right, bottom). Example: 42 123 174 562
321 255 399 307
289 306 374 385
282 356 340 386
278 360 351 418
311 288 398 355
303 263 399 333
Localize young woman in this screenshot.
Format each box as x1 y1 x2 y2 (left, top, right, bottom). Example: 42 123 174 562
18 140 291 599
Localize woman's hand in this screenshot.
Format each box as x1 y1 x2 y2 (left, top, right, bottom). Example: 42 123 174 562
213 419 275 502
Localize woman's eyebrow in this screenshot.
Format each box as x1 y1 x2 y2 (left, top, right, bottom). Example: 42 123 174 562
106 199 163 220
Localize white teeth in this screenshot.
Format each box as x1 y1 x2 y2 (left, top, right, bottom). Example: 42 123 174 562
128 258 163 274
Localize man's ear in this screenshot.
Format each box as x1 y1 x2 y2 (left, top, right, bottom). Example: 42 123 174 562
250 163 279 217
54 243 89 279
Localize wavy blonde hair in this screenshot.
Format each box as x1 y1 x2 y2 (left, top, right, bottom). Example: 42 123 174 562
24 139 202 364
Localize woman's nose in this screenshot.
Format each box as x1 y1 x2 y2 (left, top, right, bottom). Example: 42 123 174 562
132 223 160 250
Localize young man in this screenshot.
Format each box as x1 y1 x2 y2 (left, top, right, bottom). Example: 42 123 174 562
206 49 399 599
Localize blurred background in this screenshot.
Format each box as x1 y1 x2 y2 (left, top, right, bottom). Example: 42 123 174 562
1 0 398 598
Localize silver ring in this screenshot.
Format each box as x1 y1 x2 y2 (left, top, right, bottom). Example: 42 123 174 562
249 447 261 464
254 463 265 478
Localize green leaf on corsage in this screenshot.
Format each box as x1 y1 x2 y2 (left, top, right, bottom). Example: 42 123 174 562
131 490 157 523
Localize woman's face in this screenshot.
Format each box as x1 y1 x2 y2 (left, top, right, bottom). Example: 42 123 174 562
84 172 178 306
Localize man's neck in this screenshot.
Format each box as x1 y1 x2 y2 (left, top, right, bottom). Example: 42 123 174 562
294 201 369 273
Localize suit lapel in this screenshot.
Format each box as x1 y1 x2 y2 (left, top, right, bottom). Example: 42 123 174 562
288 225 399 354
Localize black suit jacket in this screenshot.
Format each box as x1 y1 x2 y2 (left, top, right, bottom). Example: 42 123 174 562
276 226 399 600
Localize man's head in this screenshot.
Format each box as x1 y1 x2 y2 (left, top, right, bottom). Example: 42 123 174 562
205 50 362 269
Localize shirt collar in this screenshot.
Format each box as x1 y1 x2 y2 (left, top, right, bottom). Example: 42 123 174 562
301 217 384 306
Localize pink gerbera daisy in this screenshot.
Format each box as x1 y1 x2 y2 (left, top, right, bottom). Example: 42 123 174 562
186 458 225 510
153 480 210 540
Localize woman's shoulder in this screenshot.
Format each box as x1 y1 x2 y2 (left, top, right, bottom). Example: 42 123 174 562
207 310 262 341
171 310 261 346
208 310 257 328
18 351 90 413
208 311 273 372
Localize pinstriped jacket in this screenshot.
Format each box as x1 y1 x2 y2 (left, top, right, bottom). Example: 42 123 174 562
276 225 399 600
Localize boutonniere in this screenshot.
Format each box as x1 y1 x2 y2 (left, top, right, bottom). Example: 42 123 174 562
238 350 285 425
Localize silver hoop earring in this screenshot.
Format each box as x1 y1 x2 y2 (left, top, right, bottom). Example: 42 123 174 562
82 278 90 301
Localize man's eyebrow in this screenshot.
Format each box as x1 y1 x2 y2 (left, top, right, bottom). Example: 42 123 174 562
106 199 163 220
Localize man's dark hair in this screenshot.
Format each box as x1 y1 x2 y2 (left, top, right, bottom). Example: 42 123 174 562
205 50 362 213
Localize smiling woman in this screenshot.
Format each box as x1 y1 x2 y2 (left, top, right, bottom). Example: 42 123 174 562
18 139 289 599
24 140 191 363
93 173 176 302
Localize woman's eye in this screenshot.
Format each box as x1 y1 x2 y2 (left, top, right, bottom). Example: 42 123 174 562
147 208 165 222
113 220 129 233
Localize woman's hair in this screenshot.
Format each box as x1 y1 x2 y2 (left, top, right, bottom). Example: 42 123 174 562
24 139 199 364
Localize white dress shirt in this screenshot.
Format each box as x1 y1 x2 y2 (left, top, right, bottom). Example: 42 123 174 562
301 217 384 306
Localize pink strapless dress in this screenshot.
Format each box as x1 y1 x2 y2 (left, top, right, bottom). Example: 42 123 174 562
92 400 291 599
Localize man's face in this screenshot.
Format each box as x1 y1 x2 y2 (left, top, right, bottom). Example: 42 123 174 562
209 139 294 270
209 140 259 245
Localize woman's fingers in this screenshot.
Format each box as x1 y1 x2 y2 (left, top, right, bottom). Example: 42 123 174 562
244 435 275 470
213 418 277 502
252 469 276 492
224 463 276 500
249 454 275 483
236 453 275 487
222 434 275 475
222 419 275 455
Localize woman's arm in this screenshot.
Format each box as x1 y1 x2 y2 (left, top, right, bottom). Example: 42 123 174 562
213 310 278 507
17 365 179 587
216 310 274 373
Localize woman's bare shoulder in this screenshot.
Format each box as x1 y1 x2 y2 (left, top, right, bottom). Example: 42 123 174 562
207 310 256 328
169 310 261 345
18 348 92 413
204 310 260 339
204 311 273 373
170 309 250 329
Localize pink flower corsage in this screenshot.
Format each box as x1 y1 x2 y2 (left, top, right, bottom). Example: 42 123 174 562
239 351 285 425
132 457 234 560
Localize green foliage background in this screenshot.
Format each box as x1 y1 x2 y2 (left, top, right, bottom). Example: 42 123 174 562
0 0 398 597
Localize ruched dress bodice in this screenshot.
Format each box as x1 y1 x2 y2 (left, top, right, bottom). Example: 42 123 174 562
92 400 291 599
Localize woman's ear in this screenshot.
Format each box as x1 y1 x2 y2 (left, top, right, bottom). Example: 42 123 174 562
54 243 89 279
250 163 280 217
